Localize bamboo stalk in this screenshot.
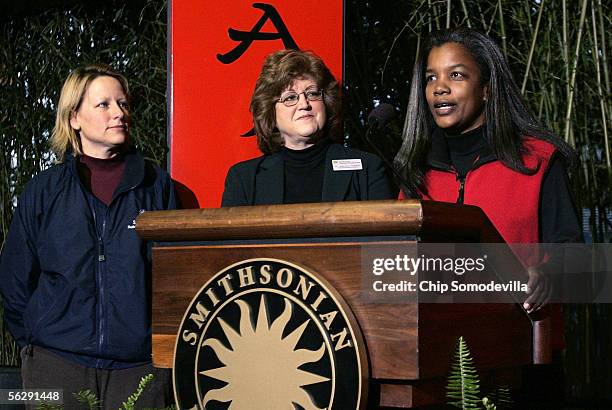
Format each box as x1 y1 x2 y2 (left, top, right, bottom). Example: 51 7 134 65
596 0 612 164
538 91 545 120
546 17 557 132
589 0 611 171
432 2 441 30
564 0 589 144
580 148 590 191
581 99 599 194
585 130 599 192
596 0 610 94
446 0 451 28
428 0 432 32
476 0 486 31
538 36 552 121
549 57 558 133
380 22 411 87
521 0 546 95
523 0 534 34
497 0 507 56
562 0 571 112
380 1 429 88
459 0 472 28
486 1 499 36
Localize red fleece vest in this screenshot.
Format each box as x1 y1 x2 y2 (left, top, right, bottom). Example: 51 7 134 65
402 138 562 349
421 138 556 246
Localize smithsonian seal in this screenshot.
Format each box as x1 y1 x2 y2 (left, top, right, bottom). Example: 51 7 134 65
174 258 368 409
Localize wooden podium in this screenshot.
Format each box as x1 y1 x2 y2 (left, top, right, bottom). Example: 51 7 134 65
137 199 538 408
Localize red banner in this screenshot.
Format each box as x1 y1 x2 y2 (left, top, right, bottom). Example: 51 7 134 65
169 1 344 208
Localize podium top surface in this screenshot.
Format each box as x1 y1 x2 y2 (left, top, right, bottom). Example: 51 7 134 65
136 199 504 243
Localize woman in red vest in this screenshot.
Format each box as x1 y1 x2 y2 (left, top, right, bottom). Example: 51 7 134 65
394 28 582 312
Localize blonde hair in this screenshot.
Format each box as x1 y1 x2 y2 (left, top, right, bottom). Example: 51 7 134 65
51 64 130 162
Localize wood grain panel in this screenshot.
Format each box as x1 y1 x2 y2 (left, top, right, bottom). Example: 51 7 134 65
151 242 420 380
151 334 175 369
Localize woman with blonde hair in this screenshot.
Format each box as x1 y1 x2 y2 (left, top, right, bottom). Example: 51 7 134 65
0 64 176 408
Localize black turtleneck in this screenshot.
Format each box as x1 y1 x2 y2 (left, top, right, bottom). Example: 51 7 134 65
281 141 330 204
444 126 486 178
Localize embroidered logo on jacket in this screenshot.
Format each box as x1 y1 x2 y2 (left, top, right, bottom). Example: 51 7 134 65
127 209 146 230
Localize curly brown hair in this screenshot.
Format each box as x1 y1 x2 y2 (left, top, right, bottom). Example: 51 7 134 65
250 49 341 154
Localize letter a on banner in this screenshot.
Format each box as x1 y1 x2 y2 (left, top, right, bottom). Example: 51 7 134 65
169 1 343 207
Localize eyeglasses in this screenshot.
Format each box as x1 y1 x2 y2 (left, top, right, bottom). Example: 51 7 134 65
277 89 324 107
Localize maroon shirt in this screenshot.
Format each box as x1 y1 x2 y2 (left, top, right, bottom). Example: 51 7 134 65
78 154 126 206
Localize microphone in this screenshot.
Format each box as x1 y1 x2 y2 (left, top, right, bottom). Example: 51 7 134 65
367 103 397 129
363 104 411 195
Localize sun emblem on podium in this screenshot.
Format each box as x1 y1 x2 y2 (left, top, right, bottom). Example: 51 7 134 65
197 295 331 409
175 259 367 409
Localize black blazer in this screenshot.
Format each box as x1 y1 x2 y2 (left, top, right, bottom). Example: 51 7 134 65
221 143 393 206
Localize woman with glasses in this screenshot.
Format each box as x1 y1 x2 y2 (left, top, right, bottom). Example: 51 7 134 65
221 49 392 206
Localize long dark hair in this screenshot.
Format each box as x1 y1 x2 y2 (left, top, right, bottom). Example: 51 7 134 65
393 28 575 196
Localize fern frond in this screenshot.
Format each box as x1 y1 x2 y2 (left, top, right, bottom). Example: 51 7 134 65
35 402 63 410
121 373 154 410
73 389 102 409
489 385 513 409
446 336 482 409
482 397 497 409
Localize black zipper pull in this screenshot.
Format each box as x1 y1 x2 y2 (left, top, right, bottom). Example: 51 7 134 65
457 176 466 204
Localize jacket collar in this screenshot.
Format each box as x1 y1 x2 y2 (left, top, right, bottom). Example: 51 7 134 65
255 142 353 204
66 146 145 199
114 147 145 196
426 126 497 171
255 154 284 205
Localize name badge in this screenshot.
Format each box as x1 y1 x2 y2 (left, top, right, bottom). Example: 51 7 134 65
332 159 363 171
